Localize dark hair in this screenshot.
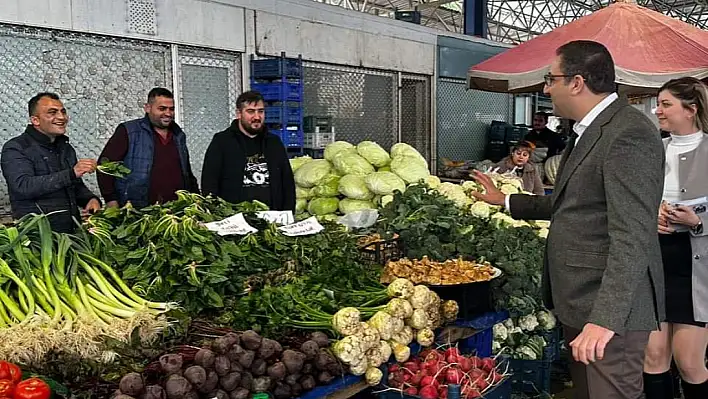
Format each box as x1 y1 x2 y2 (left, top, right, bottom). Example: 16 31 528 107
534 112 549 121
237 91 265 110
28 92 60 117
659 77 708 132
147 87 174 103
513 140 536 152
556 40 616 94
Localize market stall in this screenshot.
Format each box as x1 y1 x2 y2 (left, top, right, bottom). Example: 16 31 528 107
0 139 554 399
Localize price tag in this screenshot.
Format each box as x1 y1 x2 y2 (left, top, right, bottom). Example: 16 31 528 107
278 216 324 237
256 210 295 225
204 213 258 236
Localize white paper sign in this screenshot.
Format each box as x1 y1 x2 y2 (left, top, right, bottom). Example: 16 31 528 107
278 216 324 237
204 213 258 236
256 211 295 225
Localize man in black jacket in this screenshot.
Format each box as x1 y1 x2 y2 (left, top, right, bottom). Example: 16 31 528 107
201 91 295 211
526 111 567 158
1 92 101 233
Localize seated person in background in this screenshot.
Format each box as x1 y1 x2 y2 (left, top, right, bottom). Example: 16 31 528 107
495 141 545 195
525 111 566 158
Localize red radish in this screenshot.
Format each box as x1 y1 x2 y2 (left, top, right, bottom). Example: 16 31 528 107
389 364 400 372
438 386 448 399
445 348 461 363
469 369 485 381
480 358 495 372
466 388 481 398
405 387 419 395
420 385 438 399
445 369 463 385
489 369 504 384
468 356 481 369
476 378 489 391
420 376 439 389
403 361 420 374
403 373 412 382
411 371 425 385
458 357 473 372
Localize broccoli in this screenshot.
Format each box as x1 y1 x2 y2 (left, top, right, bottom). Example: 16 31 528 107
515 345 537 360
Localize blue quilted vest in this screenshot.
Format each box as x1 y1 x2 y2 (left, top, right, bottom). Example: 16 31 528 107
115 116 191 208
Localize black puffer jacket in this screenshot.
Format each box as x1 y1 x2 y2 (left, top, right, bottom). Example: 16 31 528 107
1 126 100 233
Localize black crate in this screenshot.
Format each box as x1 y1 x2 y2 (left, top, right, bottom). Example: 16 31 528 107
506 126 527 143
358 237 403 265
304 116 333 133
428 280 494 320
251 58 302 80
488 121 508 141
486 141 509 162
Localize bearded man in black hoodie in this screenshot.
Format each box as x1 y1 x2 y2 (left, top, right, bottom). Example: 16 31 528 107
201 91 295 211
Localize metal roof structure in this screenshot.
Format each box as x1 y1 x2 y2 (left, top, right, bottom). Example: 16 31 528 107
311 0 708 44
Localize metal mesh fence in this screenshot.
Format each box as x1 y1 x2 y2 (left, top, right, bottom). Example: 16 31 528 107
303 62 398 150
400 75 432 162
436 78 513 164
0 24 172 212
177 47 241 184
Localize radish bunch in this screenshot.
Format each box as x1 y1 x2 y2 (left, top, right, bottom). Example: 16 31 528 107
385 346 509 399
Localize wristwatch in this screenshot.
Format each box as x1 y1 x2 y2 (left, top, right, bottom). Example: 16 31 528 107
692 220 703 234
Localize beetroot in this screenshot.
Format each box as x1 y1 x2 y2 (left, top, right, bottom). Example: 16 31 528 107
419 384 438 399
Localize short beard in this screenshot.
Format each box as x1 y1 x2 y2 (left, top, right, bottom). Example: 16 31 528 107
241 120 264 136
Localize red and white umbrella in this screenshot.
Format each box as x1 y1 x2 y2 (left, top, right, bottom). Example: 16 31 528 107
468 1 708 94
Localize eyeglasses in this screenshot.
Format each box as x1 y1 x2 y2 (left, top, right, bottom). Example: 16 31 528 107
543 73 578 86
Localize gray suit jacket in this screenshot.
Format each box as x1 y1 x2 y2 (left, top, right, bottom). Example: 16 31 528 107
509 98 665 334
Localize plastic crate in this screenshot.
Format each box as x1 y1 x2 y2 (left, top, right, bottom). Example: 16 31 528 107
505 330 558 395
428 280 494 321
265 106 303 125
251 82 302 102
251 58 302 80
273 128 304 148
358 237 403 265
540 327 561 362
505 126 527 143
304 131 336 149
378 376 511 399
488 121 508 142
297 374 363 399
304 116 334 133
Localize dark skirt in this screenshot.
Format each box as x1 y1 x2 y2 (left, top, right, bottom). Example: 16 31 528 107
659 232 707 327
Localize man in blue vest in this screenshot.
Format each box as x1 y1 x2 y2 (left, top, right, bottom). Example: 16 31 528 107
97 88 199 208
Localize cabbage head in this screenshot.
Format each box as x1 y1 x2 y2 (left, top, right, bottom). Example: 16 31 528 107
296 186 312 199
295 199 308 214
364 172 406 196
324 141 356 161
390 143 427 166
294 159 332 188
390 156 429 184
380 195 394 207
318 214 340 223
311 174 341 198
308 197 340 215
357 141 391 168
378 166 391 172
339 174 374 200
290 156 312 172
332 151 375 176
339 198 376 214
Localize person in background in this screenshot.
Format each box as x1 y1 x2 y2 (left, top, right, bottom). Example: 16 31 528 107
97 88 199 208
472 40 664 399
201 91 295 211
494 141 545 195
642 77 708 399
525 111 567 158
1 92 100 233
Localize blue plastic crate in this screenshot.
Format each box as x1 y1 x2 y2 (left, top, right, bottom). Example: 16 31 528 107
266 106 303 125
508 357 552 395
273 128 304 148
457 327 493 358
252 58 302 80
540 327 561 362
453 310 510 330
297 374 363 399
251 82 302 102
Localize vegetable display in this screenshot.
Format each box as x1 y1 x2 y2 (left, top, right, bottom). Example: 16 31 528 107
0 214 169 365
492 309 558 360
115 330 339 399
383 346 509 399
291 141 430 219
381 257 498 286
0 362 51 399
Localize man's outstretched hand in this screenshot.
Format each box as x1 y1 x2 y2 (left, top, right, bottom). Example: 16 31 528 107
470 170 506 206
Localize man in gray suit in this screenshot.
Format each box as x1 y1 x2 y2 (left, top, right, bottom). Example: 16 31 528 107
473 41 665 398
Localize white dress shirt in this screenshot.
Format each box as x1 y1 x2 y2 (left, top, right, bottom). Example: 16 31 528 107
504 92 619 211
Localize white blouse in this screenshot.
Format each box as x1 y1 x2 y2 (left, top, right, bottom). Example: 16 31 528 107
663 131 704 203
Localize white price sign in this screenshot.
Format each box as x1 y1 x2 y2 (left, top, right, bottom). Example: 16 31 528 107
278 216 324 237
204 213 258 236
256 211 295 225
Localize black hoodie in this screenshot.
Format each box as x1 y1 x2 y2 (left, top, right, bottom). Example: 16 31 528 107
201 120 296 211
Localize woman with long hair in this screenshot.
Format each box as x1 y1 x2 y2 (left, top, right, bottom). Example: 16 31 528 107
643 77 708 399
